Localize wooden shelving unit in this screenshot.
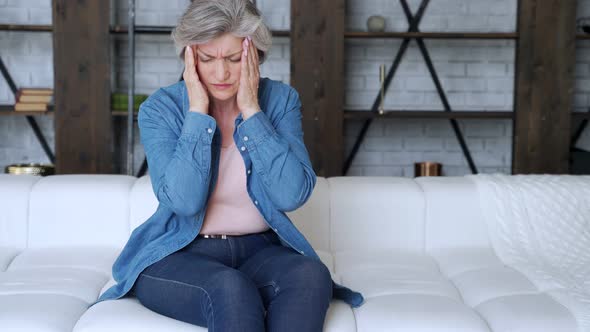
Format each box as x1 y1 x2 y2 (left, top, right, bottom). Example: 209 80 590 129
0 0 586 175
292 0 582 176
0 19 289 174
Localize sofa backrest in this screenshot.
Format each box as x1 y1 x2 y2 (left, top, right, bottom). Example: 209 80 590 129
0 174 136 250
325 177 427 253
27 175 136 249
415 176 492 252
0 174 492 254
286 177 331 252
0 174 39 249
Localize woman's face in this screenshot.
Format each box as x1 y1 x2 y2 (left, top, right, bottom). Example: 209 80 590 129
192 33 244 102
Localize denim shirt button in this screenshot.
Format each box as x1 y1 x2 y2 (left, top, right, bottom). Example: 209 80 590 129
300 250 304 254
254 200 258 205
247 169 251 175
241 146 246 151
243 136 249 141
207 128 213 133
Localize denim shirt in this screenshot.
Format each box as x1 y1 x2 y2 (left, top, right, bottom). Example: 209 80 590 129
90 77 365 309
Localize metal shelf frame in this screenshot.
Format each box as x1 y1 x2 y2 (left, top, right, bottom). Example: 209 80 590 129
126 0 136 176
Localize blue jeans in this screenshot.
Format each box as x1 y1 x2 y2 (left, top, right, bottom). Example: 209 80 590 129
130 229 333 331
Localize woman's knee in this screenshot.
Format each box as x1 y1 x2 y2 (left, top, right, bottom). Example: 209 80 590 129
283 258 333 294
208 268 264 305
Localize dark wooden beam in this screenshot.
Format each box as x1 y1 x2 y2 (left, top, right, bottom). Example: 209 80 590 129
513 0 577 174
52 0 112 174
291 0 344 177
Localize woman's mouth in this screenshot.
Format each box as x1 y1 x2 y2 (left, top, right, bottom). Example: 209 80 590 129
212 83 232 90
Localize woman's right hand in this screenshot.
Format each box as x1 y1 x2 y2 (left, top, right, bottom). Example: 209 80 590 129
183 45 209 114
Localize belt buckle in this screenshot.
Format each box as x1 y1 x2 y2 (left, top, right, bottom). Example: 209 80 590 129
203 234 227 239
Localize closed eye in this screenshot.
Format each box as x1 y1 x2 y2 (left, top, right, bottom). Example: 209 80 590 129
200 58 241 63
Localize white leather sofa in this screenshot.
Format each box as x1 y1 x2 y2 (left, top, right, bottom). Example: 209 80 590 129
0 173 586 332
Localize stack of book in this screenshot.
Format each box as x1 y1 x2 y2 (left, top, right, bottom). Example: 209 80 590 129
111 93 148 112
14 88 54 112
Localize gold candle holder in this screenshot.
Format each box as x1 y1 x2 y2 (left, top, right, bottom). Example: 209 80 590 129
5 163 55 176
414 161 442 177
378 64 385 115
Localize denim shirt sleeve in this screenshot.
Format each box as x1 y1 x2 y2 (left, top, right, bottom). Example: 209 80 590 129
236 88 317 212
138 97 217 217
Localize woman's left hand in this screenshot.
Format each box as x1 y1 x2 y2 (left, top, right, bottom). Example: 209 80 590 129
237 36 261 120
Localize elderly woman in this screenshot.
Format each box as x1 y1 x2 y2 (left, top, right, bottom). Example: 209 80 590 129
91 0 364 330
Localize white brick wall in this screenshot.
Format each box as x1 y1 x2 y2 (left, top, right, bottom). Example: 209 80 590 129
0 0 589 176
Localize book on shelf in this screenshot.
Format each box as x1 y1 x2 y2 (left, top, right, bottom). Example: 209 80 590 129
13 88 54 112
17 93 54 103
14 102 49 112
20 88 53 96
111 93 148 112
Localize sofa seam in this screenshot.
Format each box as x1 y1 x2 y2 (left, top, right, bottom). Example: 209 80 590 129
414 178 493 331
25 176 44 249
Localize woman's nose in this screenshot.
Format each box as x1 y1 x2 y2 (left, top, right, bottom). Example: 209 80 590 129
215 60 229 81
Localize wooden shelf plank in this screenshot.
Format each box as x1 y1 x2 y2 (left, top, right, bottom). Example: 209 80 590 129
111 111 138 117
0 24 532 41
345 111 590 120
110 25 172 34
0 24 293 37
0 24 53 32
0 105 53 116
1 107 586 120
344 31 518 39
344 110 515 119
109 25 290 37
0 110 53 116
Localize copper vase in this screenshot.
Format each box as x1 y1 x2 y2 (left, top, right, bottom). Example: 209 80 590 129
414 162 442 177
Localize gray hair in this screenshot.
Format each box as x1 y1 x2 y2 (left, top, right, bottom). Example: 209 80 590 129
171 0 272 64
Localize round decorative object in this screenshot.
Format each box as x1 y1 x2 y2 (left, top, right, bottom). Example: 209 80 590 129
367 15 386 33
414 161 442 177
5 163 55 176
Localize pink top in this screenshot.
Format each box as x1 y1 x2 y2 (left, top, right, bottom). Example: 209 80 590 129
199 140 270 235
